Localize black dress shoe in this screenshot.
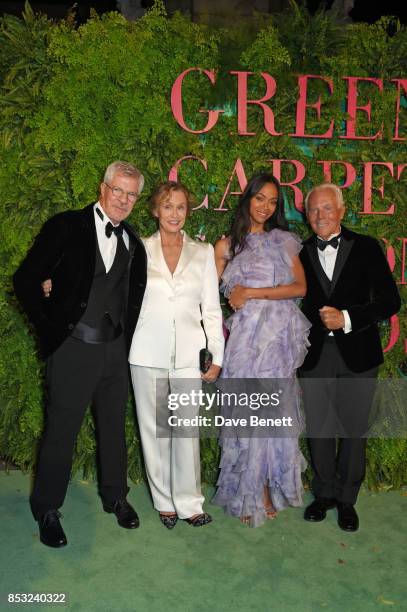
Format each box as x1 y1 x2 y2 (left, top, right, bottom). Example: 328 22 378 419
38 510 67 548
337 503 359 532
159 513 178 529
185 512 213 527
304 498 337 522
103 499 140 529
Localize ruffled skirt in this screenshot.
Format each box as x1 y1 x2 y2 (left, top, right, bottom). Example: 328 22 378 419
212 300 310 527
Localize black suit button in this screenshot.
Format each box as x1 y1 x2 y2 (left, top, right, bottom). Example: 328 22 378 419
68 323 74 330
80 302 87 308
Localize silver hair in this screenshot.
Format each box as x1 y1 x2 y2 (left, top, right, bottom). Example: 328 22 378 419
103 161 144 194
304 183 345 212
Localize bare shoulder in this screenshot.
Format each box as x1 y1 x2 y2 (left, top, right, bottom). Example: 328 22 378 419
214 236 231 278
214 236 231 258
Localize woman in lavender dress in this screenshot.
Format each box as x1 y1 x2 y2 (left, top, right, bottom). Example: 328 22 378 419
212 173 310 527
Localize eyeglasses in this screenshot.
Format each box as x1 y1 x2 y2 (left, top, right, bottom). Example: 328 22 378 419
104 183 138 203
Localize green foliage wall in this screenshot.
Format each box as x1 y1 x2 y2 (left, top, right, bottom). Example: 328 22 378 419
0 1 406 487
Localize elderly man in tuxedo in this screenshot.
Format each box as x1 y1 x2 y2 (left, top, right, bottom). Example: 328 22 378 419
299 183 400 532
13 161 147 547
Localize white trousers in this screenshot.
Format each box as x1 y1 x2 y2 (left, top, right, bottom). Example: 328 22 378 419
130 362 204 518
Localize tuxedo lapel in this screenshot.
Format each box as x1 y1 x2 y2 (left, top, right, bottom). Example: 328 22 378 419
304 226 356 297
79 205 97 277
123 220 142 259
329 232 355 294
305 238 331 297
127 231 136 260
123 221 140 278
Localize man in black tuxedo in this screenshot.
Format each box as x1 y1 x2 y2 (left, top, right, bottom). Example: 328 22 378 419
14 161 147 547
299 183 400 532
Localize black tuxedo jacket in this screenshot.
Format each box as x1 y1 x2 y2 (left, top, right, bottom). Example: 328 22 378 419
299 226 401 372
13 204 147 358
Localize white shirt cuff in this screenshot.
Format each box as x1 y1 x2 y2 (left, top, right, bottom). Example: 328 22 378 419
342 310 352 334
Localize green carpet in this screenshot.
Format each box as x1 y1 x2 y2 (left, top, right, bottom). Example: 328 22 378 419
1 471 406 611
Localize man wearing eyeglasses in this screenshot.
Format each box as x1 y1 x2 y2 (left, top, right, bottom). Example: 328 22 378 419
14 161 147 548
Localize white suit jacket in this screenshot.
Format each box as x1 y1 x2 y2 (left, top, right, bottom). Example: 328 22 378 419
128 231 224 369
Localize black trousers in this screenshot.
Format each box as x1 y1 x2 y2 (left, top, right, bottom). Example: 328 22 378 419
30 335 129 520
299 338 378 505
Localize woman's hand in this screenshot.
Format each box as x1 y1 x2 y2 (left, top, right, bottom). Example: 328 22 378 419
42 279 52 297
228 285 249 310
201 364 221 383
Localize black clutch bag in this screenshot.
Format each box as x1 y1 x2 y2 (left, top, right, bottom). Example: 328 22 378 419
199 348 213 373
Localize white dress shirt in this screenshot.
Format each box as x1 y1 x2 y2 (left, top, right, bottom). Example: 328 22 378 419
317 231 351 334
94 202 129 272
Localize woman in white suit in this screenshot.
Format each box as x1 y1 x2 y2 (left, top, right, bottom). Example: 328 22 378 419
129 181 224 528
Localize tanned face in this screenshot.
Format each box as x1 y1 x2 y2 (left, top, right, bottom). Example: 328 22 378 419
249 182 278 233
307 187 345 240
99 172 140 224
153 189 188 235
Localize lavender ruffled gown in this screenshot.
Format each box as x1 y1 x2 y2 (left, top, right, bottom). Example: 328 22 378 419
212 229 311 527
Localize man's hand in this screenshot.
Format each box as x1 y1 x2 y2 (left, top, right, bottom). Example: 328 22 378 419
319 306 345 330
42 279 52 298
228 285 249 310
201 364 221 383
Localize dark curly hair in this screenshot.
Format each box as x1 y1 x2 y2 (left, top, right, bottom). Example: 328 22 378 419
230 173 289 257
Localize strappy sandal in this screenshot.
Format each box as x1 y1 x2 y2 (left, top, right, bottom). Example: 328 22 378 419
263 485 277 520
264 506 277 520
159 513 178 529
185 512 212 527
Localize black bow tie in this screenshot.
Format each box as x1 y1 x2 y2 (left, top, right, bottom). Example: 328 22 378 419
317 234 341 251
105 222 123 238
